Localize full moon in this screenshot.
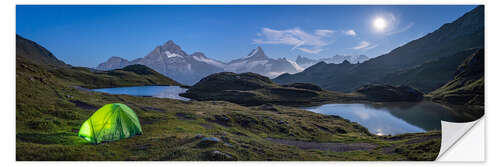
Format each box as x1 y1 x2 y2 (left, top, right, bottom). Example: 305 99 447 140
373 17 387 31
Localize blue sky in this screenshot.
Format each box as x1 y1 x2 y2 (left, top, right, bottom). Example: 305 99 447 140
16 5 476 67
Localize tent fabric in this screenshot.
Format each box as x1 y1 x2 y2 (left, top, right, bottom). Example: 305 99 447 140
78 103 143 144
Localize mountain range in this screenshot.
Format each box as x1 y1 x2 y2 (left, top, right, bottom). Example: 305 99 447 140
97 44 301 85
97 40 225 85
295 54 370 69
274 5 484 93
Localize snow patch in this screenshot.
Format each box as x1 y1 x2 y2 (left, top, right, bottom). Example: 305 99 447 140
246 60 268 69
193 55 225 68
286 59 305 72
225 60 268 72
165 51 183 58
266 71 287 78
225 60 248 72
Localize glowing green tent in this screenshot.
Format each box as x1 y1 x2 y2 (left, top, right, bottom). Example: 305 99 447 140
78 103 143 144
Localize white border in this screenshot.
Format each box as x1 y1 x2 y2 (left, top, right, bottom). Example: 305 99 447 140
3 0 497 166
10 0 486 5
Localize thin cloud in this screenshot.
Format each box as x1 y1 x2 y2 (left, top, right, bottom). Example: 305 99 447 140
253 27 333 54
343 29 357 36
352 41 377 50
315 29 335 37
364 44 378 50
352 41 370 50
387 22 415 35
297 48 322 54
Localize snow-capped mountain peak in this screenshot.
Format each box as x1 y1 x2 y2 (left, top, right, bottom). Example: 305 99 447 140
97 40 224 85
97 56 131 70
225 47 302 78
162 40 182 51
244 46 267 59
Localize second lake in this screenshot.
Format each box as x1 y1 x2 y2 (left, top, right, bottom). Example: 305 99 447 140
302 101 481 135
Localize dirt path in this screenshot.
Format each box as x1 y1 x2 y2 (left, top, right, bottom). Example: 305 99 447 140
265 138 377 152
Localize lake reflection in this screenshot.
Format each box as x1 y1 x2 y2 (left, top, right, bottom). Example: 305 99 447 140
302 101 481 135
92 86 190 101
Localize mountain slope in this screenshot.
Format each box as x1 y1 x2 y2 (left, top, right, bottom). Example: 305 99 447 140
377 48 482 93
274 60 359 91
274 6 484 92
50 64 182 89
16 35 69 68
429 49 484 106
16 35 181 89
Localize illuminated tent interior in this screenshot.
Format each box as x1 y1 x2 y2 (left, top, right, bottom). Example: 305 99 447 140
78 103 142 144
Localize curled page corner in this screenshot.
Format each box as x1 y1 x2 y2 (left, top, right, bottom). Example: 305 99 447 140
436 117 483 160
